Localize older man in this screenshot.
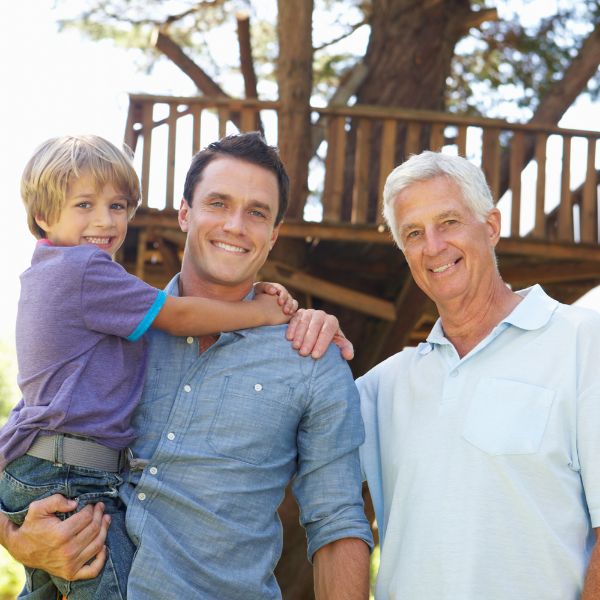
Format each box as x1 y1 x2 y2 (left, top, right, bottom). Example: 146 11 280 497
1 132 372 599
358 151 600 599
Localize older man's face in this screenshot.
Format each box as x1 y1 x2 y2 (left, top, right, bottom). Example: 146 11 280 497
393 176 500 309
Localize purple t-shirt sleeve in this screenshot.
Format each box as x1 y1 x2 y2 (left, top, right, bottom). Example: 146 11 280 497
81 251 167 340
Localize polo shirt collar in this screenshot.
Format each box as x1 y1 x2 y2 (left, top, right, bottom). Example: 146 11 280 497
424 284 559 352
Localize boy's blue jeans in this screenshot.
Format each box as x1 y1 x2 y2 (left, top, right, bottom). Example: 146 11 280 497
0 454 134 600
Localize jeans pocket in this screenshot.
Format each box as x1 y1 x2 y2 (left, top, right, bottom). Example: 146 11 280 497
0 461 65 525
462 378 554 455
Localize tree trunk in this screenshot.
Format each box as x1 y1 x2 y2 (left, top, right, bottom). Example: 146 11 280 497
342 0 472 221
277 0 314 220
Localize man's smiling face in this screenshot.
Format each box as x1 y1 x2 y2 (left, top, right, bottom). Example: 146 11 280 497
393 176 500 310
178 156 280 298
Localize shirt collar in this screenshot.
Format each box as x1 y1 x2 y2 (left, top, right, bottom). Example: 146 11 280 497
424 284 558 351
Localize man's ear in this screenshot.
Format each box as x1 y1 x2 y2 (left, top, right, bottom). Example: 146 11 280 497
178 198 190 233
486 208 501 248
269 223 281 251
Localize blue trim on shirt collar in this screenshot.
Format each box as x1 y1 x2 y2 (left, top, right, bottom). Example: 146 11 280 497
127 289 168 342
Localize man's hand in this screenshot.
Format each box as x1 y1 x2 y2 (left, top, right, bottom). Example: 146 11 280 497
286 309 354 360
0 494 110 580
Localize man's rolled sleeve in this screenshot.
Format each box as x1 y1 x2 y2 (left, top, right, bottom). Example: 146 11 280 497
291 349 374 560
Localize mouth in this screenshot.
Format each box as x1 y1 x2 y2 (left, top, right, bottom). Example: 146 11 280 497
83 236 114 247
429 258 460 273
212 240 248 254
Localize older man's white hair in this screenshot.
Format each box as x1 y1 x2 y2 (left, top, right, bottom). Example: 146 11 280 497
382 151 494 249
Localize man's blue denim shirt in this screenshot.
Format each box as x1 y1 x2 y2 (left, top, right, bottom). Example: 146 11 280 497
121 276 372 599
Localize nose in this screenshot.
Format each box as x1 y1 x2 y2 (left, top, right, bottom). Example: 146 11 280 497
222 209 245 234
423 229 447 256
93 206 115 228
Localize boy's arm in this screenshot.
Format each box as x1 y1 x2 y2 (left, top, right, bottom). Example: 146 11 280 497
152 292 291 336
0 495 109 580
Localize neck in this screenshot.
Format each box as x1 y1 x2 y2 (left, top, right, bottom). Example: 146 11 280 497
437 276 521 358
178 264 252 302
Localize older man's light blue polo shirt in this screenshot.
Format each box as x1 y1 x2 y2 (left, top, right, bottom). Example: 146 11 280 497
359 285 600 600
121 275 372 599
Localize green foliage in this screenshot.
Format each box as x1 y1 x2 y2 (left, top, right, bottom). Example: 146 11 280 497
54 0 600 118
0 546 24 600
0 340 18 425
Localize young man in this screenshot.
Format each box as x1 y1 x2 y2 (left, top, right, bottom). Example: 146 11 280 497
2 132 373 599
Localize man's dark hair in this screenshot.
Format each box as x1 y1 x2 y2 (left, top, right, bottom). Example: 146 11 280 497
183 132 289 225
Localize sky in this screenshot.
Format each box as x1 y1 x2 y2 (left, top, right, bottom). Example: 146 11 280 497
1 0 600 346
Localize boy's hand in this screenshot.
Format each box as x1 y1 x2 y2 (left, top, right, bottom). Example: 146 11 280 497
1 494 110 580
254 282 299 315
253 291 294 326
286 309 354 360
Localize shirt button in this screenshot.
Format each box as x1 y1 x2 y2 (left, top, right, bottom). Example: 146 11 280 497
254 383 263 392
183 384 192 393
186 336 194 344
450 370 459 378
149 467 158 475
167 432 175 440
137 493 146 501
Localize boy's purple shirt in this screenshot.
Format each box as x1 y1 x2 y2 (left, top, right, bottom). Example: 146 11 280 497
0 243 166 470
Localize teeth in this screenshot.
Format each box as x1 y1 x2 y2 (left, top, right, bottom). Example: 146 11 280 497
432 261 456 273
214 241 247 253
85 237 111 244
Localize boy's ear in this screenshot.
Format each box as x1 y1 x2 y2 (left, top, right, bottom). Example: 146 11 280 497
34 215 51 234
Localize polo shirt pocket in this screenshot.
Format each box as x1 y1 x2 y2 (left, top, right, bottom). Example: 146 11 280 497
207 375 295 465
462 378 554 455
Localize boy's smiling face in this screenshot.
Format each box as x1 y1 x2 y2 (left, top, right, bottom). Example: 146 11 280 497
35 172 130 256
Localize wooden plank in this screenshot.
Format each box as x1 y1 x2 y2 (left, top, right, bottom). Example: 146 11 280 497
351 119 372 224
140 101 154 208
509 131 524 237
165 104 178 210
135 229 148 279
322 117 347 222
123 100 138 152
429 122 445 152
501 260 600 286
405 122 421 157
240 106 257 132
482 128 501 201
533 133 548 239
558 135 572 242
218 108 229 138
581 137 598 243
259 260 397 320
456 125 467 156
377 119 397 224
192 107 202 155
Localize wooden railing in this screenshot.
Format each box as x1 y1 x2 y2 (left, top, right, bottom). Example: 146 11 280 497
124 94 600 245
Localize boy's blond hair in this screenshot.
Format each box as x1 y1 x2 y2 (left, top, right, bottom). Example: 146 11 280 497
21 135 141 239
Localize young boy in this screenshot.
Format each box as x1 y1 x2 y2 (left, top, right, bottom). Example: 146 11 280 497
0 135 296 599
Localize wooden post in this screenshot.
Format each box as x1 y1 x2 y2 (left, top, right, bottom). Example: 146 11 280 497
533 133 547 239
166 103 177 210
323 116 347 223
581 137 598 243
377 119 397 224
352 118 372 224
558 135 572 242
509 131 524 238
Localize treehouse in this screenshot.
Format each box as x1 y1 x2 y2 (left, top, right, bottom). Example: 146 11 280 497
120 93 600 377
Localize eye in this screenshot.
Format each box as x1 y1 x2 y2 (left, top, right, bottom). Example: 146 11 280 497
249 209 267 219
75 201 92 209
209 200 226 208
111 202 127 211
406 229 421 240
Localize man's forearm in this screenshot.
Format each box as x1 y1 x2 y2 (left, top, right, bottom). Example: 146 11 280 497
582 529 600 600
313 537 370 600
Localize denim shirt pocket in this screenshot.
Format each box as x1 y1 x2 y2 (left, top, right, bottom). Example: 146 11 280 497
462 378 554 455
207 375 295 465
